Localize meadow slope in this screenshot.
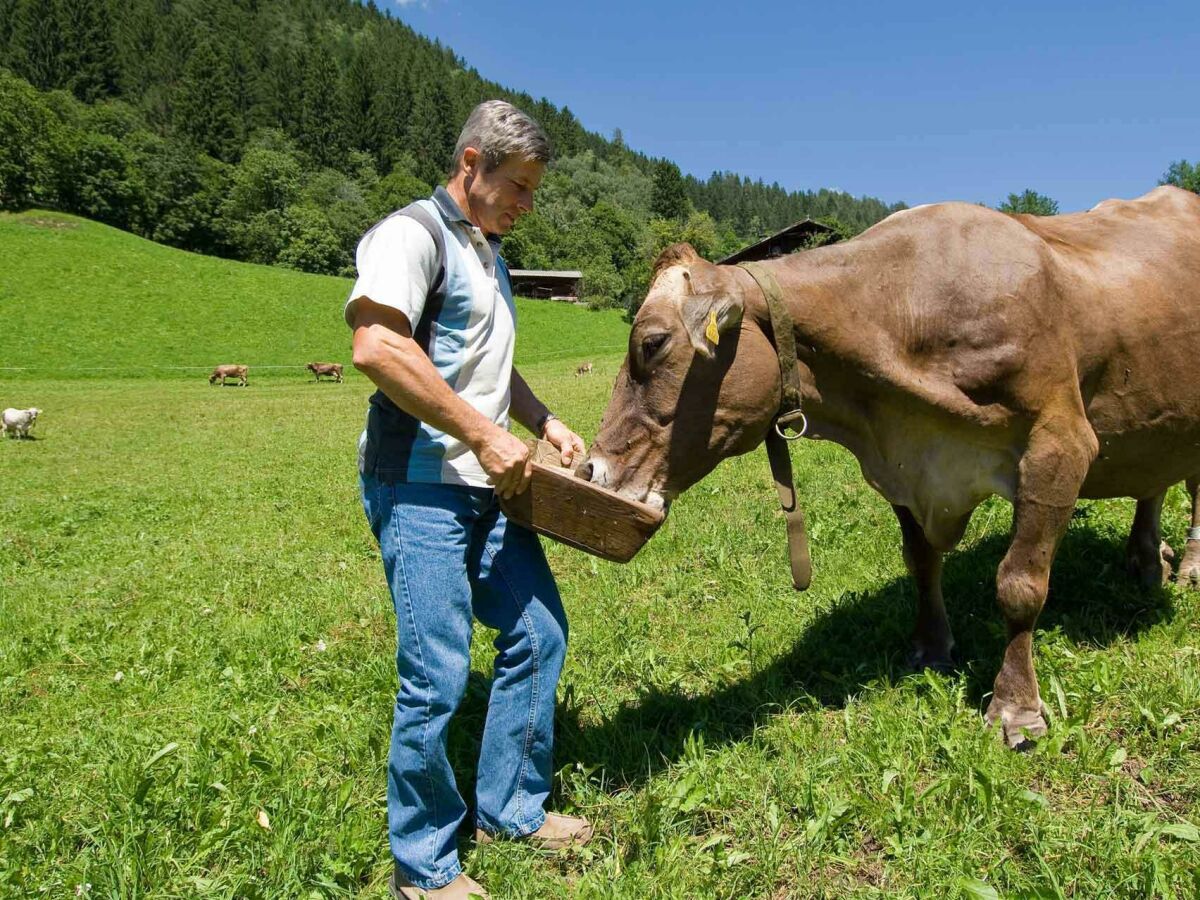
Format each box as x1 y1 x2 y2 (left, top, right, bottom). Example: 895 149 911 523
1 214 1198 898
0 211 630 377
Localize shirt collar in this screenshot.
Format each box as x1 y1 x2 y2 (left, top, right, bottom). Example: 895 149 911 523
432 186 471 226
433 185 504 249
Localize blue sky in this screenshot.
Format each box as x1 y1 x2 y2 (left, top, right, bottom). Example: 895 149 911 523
391 1 1199 212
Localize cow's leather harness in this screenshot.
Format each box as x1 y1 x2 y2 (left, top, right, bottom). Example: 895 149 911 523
737 261 813 591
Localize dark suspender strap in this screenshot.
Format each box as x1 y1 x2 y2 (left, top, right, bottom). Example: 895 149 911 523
362 202 448 481
397 203 447 352
738 260 812 591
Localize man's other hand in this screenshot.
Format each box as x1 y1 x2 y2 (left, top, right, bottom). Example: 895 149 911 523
543 419 586 469
475 426 533 499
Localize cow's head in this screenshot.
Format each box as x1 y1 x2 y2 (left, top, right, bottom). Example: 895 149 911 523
579 244 782 511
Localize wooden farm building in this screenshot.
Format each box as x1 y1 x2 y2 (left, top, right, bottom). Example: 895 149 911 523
718 219 838 265
509 269 584 301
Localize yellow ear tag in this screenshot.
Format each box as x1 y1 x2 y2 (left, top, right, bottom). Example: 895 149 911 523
705 310 720 346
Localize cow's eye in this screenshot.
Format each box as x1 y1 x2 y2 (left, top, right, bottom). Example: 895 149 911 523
641 333 669 362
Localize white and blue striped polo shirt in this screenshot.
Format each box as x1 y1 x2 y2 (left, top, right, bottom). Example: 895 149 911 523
345 187 517 488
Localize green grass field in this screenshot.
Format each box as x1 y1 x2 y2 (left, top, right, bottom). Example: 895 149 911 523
2 213 1199 898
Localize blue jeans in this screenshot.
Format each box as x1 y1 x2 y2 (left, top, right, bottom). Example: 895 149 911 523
360 475 568 890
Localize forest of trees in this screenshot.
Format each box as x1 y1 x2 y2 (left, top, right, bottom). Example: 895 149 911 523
1 1 1194 309
0 0 907 309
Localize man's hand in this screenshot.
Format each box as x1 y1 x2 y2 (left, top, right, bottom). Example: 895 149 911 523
474 425 533 499
543 419 586 468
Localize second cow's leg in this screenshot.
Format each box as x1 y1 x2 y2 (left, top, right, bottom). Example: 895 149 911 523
986 416 1096 748
1179 478 1200 588
1125 492 1170 587
893 505 969 672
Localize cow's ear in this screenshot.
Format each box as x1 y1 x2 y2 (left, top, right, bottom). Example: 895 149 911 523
677 292 744 359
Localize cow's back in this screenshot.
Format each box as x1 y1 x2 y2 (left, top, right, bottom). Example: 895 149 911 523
787 188 1200 500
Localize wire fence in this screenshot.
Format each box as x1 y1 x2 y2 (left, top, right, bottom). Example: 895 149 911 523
0 344 630 374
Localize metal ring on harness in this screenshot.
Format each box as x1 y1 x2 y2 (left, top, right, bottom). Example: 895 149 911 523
774 412 807 441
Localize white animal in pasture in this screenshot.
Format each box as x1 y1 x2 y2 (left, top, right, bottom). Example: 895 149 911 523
2 407 41 439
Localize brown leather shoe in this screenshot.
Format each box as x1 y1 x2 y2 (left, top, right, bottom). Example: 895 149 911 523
475 812 594 851
389 869 489 900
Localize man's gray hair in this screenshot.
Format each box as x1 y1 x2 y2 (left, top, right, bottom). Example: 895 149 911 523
453 100 552 173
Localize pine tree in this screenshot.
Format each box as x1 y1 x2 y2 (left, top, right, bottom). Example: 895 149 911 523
0 0 21 59
998 189 1059 216
1161 160 1200 194
650 159 689 221
296 42 343 168
113 0 160 97
404 70 456 184
341 41 378 160
9 0 65 91
57 0 119 101
370 53 410 173
174 40 241 162
263 44 304 141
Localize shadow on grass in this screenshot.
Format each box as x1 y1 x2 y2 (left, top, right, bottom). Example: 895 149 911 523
542 521 1176 787
440 521 1177 803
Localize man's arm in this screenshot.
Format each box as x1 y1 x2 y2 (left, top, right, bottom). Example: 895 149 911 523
351 296 533 498
509 367 551 435
511 366 586 467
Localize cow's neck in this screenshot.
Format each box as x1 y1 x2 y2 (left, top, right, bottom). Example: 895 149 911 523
743 249 887 453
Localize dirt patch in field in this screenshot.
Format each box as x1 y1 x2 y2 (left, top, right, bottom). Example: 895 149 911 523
22 216 79 230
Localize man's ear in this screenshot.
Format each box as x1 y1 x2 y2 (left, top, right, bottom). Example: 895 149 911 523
676 291 744 359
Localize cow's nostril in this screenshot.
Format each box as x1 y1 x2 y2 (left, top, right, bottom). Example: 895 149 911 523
577 461 594 482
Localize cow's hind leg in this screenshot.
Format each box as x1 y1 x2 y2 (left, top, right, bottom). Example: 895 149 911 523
1125 492 1171 587
1178 478 1200 588
894 505 969 672
987 416 1096 749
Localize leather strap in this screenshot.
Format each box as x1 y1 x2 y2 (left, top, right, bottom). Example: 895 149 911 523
765 429 813 590
738 260 812 591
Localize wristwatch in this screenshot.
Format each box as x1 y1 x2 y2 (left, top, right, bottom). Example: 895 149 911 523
536 412 558 437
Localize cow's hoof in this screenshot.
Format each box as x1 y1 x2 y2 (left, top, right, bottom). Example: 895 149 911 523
985 697 1050 750
908 644 956 674
1178 541 1200 589
1126 544 1171 588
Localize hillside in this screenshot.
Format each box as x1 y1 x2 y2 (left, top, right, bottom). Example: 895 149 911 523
0 0 903 309
0 211 630 376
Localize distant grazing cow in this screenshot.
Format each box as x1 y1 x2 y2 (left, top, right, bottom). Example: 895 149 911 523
209 365 248 387
307 362 343 383
575 362 594 376
2 407 41 439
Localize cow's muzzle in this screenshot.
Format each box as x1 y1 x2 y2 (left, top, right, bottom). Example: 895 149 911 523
578 454 671 514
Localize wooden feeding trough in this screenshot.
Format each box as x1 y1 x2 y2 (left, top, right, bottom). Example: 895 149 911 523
499 441 665 562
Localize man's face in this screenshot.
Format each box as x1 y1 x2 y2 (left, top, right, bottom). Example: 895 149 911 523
462 149 545 235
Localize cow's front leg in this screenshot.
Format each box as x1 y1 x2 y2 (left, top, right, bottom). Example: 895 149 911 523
893 505 969 672
1178 478 1200 588
987 418 1096 749
1125 492 1170 587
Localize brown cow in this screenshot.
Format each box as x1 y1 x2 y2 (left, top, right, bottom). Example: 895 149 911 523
209 364 248 387
580 186 1200 748
575 362 594 376
307 362 344 383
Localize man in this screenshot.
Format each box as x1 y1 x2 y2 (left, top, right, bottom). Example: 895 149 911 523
346 101 592 900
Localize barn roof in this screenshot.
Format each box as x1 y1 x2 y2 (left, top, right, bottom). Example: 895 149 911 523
717 219 838 266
